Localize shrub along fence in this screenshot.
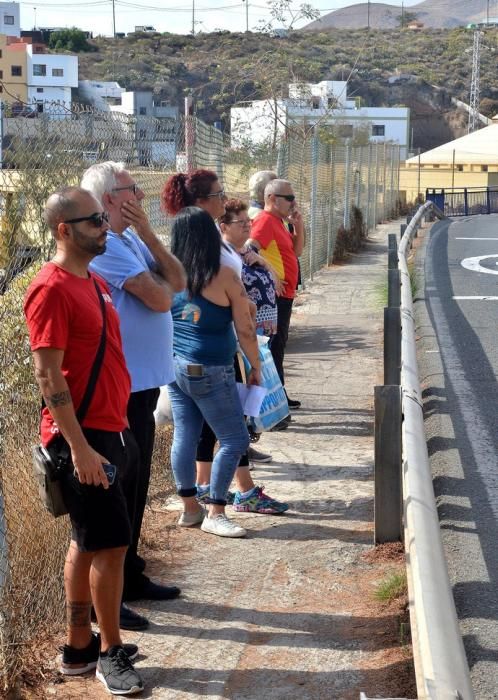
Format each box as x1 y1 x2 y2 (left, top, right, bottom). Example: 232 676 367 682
0 102 400 691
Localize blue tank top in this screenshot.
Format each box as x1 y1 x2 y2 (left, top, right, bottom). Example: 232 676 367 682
172 290 236 366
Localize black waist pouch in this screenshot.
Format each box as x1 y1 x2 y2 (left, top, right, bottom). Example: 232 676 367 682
31 442 70 518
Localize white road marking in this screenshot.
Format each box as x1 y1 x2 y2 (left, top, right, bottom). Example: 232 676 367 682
453 296 498 300
456 238 498 240
461 255 498 275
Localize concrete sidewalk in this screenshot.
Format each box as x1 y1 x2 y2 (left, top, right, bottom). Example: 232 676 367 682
47 221 416 700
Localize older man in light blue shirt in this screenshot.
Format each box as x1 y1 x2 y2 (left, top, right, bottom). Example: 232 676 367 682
83 162 185 630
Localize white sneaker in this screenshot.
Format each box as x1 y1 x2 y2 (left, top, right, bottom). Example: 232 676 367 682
201 514 247 538
178 508 205 527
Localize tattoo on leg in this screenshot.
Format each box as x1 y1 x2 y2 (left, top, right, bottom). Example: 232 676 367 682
45 390 72 408
66 601 91 628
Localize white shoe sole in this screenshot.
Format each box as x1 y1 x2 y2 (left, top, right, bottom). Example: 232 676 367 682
200 519 247 538
96 669 144 695
178 510 205 527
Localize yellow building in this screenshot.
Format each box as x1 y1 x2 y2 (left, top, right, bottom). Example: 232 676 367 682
399 118 498 203
0 34 28 103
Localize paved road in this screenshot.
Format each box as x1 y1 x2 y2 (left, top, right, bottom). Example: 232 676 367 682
417 215 498 699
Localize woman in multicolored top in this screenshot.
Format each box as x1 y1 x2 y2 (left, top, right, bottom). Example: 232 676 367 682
219 198 279 338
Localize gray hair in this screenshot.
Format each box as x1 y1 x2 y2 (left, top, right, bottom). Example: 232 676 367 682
81 161 127 204
43 186 92 235
249 170 277 204
264 179 291 199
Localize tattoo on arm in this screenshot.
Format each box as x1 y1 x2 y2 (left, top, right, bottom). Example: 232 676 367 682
45 390 72 408
66 601 92 628
232 272 248 298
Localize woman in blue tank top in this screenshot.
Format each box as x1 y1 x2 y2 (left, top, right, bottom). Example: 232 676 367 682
168 207 261 538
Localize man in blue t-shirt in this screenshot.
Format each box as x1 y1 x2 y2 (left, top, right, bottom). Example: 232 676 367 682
83 162 186 630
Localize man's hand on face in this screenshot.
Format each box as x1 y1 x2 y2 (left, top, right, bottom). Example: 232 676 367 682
121 199 153 238
288 207 304 237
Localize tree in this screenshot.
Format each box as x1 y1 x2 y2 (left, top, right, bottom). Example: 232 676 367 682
260 0 320 32
48 28 94 52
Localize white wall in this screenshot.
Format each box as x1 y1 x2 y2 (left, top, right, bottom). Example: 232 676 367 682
26 48 78 89
27 85 72 105
231 100 287 148
0 2 20 37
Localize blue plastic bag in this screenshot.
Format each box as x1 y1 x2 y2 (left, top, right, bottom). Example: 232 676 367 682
243 338 290 432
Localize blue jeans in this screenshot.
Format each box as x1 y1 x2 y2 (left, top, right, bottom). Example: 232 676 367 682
168 357 250 505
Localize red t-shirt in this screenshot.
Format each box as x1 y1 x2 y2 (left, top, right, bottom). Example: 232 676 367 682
24 263 131 446
250 211 298 299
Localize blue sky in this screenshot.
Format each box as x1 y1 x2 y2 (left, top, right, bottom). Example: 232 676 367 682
21 0 420 37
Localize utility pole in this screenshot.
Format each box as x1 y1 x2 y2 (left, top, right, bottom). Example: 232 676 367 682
401 1 404 28
367 0 370 29
192 0 195 35
243 0 249 32
469 30 482 133
112 0 116 37
487 0 490 25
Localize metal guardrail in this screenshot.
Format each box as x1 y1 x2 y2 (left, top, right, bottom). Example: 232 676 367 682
399 202 475 700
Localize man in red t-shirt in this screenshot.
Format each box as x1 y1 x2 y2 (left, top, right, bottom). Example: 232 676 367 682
248 178 305 416
24 187 143 695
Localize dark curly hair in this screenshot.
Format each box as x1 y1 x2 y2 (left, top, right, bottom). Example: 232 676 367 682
161 169 219 216
219 198 247 226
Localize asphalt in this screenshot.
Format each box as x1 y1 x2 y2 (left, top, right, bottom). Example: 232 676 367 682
43 221 412 700
414 215 498 700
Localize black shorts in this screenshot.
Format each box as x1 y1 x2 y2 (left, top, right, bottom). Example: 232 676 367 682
49 428 138 553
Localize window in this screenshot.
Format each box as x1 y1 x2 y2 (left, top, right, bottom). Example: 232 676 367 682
139 106 147 115
311 96 320 110
52 68 63 77
139 128 147 138
482 165 489 172
338 124 353 138
456 164 463 172
4 15 14 25
33 64 46 76
0 87 3 93
11 66 22 77
0 50 2 58
327 97 336 109
0 70 3 79
36 87 44 93
372 125 385 136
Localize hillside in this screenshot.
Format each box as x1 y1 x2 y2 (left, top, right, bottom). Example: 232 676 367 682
304 0 494 30
76 27 498 150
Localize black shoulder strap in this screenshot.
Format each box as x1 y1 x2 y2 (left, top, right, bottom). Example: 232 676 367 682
75 278 107 423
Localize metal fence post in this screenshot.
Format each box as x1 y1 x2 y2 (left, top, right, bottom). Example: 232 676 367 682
343 142 351 229
365 144 372 229
327 146 336 262
373 145 379 226
374 384 403 543
309 130 319 280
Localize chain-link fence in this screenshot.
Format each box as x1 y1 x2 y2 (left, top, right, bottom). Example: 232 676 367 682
0 102 400 692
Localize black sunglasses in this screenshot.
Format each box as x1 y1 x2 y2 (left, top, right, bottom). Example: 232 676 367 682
64 212 109 227
274 194 295 202
112 183 139 195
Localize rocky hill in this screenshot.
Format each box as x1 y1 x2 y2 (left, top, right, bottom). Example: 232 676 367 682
304 0 495 30
75 26 498 150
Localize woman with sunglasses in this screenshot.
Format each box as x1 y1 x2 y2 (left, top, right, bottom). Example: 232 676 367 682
167 207 261 537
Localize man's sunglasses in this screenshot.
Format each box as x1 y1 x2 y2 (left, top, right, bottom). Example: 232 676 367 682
274 194 296 202
64 212 109 227
112 183 139 195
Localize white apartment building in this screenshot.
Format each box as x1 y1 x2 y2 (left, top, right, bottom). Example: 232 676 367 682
26 44 78 107
78 80 125 110
231 80 410 158
0 2 20 38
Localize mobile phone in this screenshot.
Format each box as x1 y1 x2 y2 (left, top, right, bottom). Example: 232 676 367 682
102 463 117 486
